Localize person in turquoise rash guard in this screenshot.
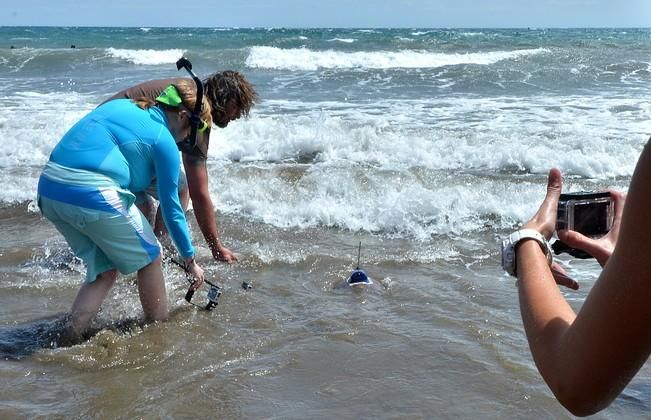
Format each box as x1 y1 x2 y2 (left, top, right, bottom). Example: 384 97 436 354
37 80 210 342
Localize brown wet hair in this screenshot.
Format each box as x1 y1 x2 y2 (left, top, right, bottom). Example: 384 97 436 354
203 71 258 121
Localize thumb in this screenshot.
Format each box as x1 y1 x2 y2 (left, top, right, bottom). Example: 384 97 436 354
546 168 563 198
551 262 579 290
557 229 598 256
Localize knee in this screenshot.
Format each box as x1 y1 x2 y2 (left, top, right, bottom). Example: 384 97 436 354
97 268 118 285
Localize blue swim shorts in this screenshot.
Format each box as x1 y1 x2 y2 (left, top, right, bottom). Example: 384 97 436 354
38 187 162 283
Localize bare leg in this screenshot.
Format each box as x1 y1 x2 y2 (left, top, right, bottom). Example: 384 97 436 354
136 257 168 322
137 195 156 227
64 268 119 343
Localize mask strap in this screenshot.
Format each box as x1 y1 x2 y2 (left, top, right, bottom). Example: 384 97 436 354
176 57 204 149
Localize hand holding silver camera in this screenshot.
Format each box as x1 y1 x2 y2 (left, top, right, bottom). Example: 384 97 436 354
553 191 614 258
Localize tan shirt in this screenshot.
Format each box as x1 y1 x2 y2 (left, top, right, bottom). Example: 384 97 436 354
103 78 210 163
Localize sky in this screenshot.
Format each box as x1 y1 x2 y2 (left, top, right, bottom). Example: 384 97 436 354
1 0 650 28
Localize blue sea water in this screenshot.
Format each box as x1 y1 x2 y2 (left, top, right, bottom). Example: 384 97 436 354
0 27 650 418
1 27 649 235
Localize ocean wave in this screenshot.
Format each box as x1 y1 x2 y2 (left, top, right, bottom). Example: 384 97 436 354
0 47 80 73
0 47 186 73
245 46 549 71
106 48 185 65
460 32 485 37
211 163 596 239
327 38 356 43
411 31 434 36
211 96 645 177
0 91 645 238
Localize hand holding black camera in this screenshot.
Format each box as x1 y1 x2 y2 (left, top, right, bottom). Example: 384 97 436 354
552 191 614 259
518 169 626 289
554 189 625 267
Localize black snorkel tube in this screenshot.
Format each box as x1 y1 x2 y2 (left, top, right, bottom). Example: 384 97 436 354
175 57 204 153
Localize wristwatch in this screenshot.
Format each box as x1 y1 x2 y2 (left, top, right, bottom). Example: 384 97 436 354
501 229 553 276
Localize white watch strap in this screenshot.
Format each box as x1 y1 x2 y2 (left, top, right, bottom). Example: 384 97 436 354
511 228 553 273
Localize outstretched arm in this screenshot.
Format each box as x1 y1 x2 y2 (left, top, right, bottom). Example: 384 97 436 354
516 165 651 416
183 154 238 263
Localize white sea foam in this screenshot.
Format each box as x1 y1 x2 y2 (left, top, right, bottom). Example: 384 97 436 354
245 46 549 71
210 96 645 178
0 91 92 203
106 48 185 65
327 38 356 43
198 95 645 237
1 89 646 238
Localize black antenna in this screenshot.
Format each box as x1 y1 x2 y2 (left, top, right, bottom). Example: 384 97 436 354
356 241 362 270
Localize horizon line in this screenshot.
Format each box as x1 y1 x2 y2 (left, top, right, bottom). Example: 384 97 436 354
1 25 650 30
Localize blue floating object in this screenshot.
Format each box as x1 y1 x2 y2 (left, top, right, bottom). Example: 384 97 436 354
348 269 371 285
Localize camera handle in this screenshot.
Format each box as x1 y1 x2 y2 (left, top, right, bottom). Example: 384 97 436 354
551 240 594 259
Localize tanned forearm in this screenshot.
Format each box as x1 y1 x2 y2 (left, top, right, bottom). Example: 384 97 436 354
192 187 221 250
516 240 628 416
183 159 222 252
515 240 593 414
517 240 576 363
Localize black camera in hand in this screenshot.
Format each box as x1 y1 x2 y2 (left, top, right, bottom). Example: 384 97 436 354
184 282 222 311
553 191 613 258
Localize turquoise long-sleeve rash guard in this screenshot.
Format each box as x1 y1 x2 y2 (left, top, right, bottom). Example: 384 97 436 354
48 99 194 258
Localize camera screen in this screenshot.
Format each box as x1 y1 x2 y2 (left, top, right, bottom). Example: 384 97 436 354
573 201 610 236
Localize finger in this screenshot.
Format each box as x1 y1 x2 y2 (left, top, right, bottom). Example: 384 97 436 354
539 167 563 211
557 229 598 258
545 168 563 202
608 189 626 225
541 169 562 218
191 277 204 291
607 189 626 208
551 266 579 290
526 168 563 236
550 261 568 276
